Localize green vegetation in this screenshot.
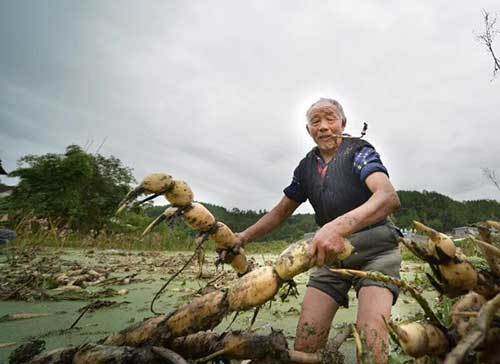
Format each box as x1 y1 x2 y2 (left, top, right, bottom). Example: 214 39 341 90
144 190 500 244
146 203 317 243
395 190 500 232
2 146 499 252
2 145 134 232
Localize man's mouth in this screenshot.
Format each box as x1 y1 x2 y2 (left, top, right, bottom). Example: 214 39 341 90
318 135 334 140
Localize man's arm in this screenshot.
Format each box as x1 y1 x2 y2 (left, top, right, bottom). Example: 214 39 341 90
310 172 401 265
238 196 301 246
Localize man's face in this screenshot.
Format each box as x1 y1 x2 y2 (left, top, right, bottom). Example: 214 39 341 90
306 105 346 151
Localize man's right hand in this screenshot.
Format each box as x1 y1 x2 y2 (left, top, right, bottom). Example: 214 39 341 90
308 223 347 267
216 232 249 263
234 232 249 250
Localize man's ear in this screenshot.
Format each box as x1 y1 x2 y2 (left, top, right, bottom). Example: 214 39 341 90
306 124 311 136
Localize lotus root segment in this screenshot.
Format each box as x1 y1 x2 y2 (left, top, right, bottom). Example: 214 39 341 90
486 220 500 230
165 180 194 206
452 292 486 338
142 173 174 194
429 234 456 262
274 239 314 281
169 331 220 359
413 221 456 261
29 347 79 364
165 290 228 337
227 266 280 311
395 322 449 358
211 222 238 249
275 239 353 281
72 344 162 364
102 315 167 346
169 331 289 360
231 252 250 274
333 239 353 261
439 261 478 291
218 331 289 360
183 203 216 232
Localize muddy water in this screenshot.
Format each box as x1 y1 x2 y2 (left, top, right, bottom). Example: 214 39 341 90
0 249 430 363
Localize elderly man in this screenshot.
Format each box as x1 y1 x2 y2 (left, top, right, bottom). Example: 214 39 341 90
236 98 402 363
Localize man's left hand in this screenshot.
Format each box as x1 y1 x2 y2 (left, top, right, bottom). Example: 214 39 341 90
308 225 346 266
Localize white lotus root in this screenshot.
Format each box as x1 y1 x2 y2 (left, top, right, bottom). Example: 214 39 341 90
413 220 456 262
142 173 173 193
122 173 250 274
438 260 478 291
229 251 250 275
393 322 449 358
165 180 194 207
164 290 228 337
275 238 353 281
451 292 487 338
211 222 238 249
183 203 216 232
227 266 281 311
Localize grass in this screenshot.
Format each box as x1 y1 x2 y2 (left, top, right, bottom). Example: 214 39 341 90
245 240 291 254
400 245 421 262
9 214 483 258
4 210 297 254
8 229 293 255
11 231 457 258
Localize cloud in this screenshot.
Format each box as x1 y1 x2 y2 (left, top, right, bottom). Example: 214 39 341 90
1 0 499 214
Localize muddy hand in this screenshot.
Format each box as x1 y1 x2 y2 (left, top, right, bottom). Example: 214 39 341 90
216 245 242 265
308 229 347 267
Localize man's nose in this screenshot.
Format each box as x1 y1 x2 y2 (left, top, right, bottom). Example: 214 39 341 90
318 119 329 130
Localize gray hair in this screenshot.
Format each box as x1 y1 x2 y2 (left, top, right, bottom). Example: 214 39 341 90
306 98 347 125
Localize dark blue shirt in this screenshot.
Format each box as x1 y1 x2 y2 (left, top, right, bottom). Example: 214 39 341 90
284 146 388 204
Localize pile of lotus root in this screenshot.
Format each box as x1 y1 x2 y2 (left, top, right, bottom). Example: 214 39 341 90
12 173 500 364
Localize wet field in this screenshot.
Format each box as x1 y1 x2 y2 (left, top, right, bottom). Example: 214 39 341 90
0 247 431 363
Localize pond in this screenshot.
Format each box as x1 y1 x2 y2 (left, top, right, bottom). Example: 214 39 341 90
0 248 432 363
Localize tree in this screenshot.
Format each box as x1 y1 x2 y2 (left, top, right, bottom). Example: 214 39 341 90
477 9 500 78
483 167 500 192
6 145 134 231
394 190 500 231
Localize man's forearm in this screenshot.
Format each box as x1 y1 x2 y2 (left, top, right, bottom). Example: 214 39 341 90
328 189 400 237
240 211 286 243
240 196 299 244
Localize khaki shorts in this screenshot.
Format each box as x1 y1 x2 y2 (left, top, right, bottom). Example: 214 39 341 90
307 223 402 308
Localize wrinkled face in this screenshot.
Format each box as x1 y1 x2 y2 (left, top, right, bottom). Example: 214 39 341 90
306 105 346 151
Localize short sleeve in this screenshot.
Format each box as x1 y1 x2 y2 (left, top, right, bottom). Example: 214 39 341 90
353 146 389 182
283 164 307 203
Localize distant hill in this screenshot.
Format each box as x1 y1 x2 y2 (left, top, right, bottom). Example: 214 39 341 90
395 190 500 232
144 190 499 240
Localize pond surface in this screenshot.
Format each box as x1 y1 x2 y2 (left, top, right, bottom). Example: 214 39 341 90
0 248 432 363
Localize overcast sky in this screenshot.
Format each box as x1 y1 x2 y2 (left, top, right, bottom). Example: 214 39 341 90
1 1 499 213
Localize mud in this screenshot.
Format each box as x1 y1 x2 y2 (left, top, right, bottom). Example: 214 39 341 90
0 248 430 363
